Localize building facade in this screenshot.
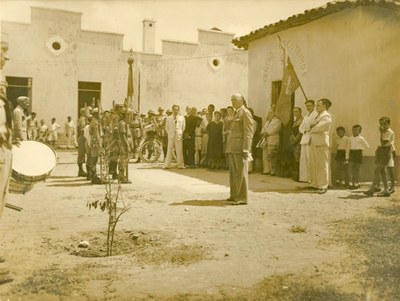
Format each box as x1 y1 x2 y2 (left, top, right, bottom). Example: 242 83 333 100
234 0 400 179
135 22 248 113
1 7 248 128
2 7 130 124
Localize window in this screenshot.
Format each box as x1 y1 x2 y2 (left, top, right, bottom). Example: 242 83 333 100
52 42 61 51
46 36 66 55
208 57 223 71
6 76 32 110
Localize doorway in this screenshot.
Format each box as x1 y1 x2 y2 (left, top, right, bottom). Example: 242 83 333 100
271 80 295 177
77 81 101 117
5 76 32 111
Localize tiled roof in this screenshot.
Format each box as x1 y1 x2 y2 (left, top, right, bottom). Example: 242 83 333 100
233 0 400 49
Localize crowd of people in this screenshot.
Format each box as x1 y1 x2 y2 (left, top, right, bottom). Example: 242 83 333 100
11 99 78 149
5 92 397 196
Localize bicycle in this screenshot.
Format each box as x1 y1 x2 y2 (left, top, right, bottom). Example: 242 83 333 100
138 135 163 163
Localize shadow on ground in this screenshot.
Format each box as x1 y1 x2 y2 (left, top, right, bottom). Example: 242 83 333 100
164 167 309 193
169 199 232 207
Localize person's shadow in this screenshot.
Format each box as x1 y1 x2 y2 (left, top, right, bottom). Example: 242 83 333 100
338 191 371 200
170 199 234 207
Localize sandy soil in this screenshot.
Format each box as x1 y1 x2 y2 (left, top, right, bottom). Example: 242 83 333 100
0 150 399 301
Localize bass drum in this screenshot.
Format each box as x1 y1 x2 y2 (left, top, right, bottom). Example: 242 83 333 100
11 140 57 184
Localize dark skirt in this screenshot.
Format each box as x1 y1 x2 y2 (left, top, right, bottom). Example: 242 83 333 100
349 149 363 164
335 150 346 162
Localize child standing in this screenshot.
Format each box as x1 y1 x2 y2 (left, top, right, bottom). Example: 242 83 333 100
38 119 48 142
48 117 61 148
348 124 369 189
364 117 392 197
334 126 350 187
380 117 396 194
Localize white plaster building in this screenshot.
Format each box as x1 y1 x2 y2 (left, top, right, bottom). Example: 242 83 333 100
1 7 248 127
233 0 400 179
1 7 130 124
135 22 248 113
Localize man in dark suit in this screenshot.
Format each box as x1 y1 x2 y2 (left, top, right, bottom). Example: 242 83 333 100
225 93 254 205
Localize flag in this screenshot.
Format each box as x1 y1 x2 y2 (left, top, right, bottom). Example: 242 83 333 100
126 56 134 108
275 56 300 126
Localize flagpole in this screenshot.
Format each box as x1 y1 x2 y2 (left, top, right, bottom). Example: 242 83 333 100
298 78 308 101
277 35 308 101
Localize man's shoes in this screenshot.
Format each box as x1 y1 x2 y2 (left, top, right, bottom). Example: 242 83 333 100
91 176 103 185
78 171 87 177
373 187 381 192
350 185 360 190
377 191 390 197
389 188 395 194
317 188 327 194
363 190 374 197
232 200 248 205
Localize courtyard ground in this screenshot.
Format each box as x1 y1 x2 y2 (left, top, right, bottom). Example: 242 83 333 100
0 150 399 301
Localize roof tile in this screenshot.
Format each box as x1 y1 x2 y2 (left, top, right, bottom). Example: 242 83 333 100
233 0 399 49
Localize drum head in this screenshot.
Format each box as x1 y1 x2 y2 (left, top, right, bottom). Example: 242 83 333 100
12 141 57 181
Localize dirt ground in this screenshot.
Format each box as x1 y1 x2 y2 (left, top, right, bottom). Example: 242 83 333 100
0 150 399 301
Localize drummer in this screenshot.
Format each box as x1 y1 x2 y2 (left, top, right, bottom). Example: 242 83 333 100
0 81 12 218
0 32 13 283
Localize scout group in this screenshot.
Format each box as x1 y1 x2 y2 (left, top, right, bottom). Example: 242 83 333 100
5 94 397 203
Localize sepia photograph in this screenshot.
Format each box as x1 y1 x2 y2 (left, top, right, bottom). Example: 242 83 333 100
0 0 399 300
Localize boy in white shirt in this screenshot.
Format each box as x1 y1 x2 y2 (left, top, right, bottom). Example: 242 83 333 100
334 126 350 187
48 117 61 148
347 124 369 189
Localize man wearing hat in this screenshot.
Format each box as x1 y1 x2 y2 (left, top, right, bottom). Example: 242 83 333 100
142 109 158 160
13 96 30 141
88 108 102 183
156 107 168 160
118 107 131 182
129 110 142 159
76 108 88 177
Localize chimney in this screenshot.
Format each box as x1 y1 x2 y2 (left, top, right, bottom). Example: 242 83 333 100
142 19 156 53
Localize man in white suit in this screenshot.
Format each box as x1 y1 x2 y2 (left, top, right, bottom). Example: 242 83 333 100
298 100 318 182
309 99 332 194
164 104 186 169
